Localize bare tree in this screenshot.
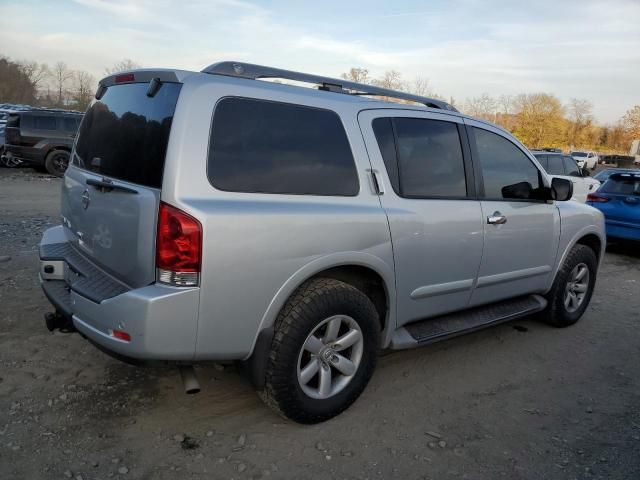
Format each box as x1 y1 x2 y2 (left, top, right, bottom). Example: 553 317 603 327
373 70 404 91
52 61 73 106
340 67 370 84
408 76 440 98
105 58 142 75
73 70 96 111
464 93 498 121
498 94 515 114
566 98 593 146
19 61 49 91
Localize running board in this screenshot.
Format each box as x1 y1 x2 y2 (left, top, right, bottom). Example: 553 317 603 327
390 295 547 350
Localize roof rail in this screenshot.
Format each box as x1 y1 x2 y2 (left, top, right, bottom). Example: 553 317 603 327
201 61 458 112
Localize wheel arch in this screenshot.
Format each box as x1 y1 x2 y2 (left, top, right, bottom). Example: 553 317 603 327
245 252 396 389
550 226 605 290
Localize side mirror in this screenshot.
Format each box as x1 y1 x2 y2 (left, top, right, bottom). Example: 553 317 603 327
581 167 590 177
551 177 573 201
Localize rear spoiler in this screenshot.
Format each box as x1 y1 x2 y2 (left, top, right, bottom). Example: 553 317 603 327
96 70 181 99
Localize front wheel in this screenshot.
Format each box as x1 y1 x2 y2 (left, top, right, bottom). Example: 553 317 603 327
260 278 380 424
541 244 597 327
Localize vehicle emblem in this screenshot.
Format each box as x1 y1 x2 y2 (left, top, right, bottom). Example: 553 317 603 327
81 189 91 210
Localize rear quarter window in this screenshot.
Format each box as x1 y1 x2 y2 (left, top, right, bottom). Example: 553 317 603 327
208 97 359 196
33 116 57 130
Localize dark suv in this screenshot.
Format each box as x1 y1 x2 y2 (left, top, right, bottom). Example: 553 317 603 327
4 109 83 176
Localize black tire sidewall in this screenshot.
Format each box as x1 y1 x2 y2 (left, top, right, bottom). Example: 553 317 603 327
45 150 70 177
546 245 597 327
266 279 380 423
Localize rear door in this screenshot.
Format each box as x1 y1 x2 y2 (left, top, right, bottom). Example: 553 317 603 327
62 79 182 288
465 120 560 306
359 109 483 324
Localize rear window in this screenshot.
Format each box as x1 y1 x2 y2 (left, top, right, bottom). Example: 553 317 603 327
208 97 359 196
601 174 640 195
74 82 182 189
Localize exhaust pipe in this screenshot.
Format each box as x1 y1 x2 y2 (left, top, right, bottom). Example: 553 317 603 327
179 366 201 394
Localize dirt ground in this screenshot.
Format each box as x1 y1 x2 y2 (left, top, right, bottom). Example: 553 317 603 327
1 167 639 480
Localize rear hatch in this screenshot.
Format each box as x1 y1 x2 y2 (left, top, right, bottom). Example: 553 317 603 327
62 77 182 288
590 173 640 224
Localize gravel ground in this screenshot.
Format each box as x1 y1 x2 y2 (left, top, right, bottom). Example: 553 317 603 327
1 167 639 480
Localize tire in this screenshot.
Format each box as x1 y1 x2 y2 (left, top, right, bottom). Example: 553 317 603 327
260 278 380 424
541 244 597 327
44 149 70 177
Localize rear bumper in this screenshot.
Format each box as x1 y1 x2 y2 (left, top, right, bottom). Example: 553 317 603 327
39 226 200 361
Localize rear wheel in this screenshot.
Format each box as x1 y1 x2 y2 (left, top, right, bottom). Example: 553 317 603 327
44 149 70 177
260 278 380 424
541 244 597 327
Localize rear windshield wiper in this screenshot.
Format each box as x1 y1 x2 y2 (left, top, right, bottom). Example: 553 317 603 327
86 178 138 194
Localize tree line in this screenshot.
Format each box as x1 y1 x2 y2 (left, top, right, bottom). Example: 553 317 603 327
0 56 140 111
1 57 638 154
342 67 639 154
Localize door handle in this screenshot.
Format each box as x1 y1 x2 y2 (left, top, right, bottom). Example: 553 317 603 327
487 211 507 225
369 169 385 195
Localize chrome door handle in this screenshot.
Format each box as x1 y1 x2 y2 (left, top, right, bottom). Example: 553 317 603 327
487 212 507 225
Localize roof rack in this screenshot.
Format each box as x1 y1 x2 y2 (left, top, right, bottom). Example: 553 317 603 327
201 61 458 112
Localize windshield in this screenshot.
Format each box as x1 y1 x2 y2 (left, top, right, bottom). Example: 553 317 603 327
74 82 182 189
571 152 588 157
601 175 640 195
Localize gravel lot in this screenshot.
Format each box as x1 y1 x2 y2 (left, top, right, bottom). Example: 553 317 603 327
1 168 639 480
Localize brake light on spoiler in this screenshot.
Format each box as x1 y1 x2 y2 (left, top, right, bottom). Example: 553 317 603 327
156 202 202 287
115 73 135 83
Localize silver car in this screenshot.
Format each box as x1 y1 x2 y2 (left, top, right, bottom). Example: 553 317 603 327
39 62 605 423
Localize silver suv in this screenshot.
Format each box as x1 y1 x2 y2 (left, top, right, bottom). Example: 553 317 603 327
39 62 605 423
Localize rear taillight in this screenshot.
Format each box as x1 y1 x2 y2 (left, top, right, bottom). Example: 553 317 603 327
156 202 202 287
587 193 610 203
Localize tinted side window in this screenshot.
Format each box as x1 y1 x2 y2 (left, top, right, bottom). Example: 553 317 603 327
209 98 358 196
372 118 400 194
546 156 566 175
534 154 549 171
386 118 466 198
473 128 543 200
562 156 581 176
62 117 80 132
33 116 56 130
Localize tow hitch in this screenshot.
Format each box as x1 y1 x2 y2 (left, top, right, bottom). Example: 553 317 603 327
44 311 76 333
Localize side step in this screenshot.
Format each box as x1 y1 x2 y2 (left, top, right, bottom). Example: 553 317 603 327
390 295 547 350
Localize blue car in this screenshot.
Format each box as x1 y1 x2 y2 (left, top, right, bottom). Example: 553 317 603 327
587 172 640 241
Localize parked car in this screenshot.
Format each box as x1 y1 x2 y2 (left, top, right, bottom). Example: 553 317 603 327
570 150 599 170
587 172 640 242
38 62 605 423
594 168 639 183
531 151 600 202
4 109 83 176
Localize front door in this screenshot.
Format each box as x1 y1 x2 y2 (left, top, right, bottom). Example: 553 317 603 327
359 110 484 326
465 120 560 307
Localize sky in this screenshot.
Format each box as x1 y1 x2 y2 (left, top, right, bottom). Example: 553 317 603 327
0 0 638 124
